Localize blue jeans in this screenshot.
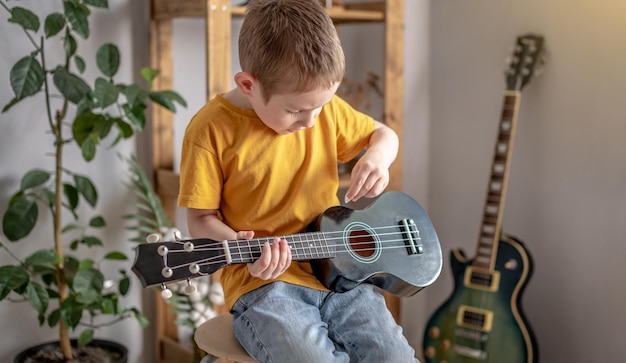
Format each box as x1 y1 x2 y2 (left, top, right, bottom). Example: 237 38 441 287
231 281 419 363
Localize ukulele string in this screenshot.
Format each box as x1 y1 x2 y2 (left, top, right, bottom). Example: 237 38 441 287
159 224 421 272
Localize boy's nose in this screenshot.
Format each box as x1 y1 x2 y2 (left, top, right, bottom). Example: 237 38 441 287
301 113 316 128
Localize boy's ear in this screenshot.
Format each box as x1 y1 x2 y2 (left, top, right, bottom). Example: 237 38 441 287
234 71 256 96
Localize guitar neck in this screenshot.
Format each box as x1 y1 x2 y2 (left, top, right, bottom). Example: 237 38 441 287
474 91 521 270
225 231 336 264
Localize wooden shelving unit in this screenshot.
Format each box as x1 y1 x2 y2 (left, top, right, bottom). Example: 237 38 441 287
149 1 404 362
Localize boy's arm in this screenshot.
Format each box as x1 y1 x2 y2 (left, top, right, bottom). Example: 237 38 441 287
344 120 399 203
186 208 292 280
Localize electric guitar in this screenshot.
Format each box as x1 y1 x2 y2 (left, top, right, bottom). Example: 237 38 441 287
422 34 545 363
132 191 443 297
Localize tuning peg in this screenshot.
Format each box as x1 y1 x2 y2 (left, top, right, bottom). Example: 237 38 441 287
184 241 194 252
161 284 173 299
184 280 197 295
173 230 182 241
146 233 160 243
157 245 169 256
162 267 173 278
189 263 201 274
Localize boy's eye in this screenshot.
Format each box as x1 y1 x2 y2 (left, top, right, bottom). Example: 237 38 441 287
289 111 300 117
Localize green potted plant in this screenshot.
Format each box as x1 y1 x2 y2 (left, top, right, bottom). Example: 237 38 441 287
0 0 185 361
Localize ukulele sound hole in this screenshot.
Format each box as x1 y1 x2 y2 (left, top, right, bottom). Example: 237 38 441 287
343 221 381 263
349 230 375 258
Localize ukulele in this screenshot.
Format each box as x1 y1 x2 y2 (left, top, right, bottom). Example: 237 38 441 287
422 34 545 363
132 191 443 297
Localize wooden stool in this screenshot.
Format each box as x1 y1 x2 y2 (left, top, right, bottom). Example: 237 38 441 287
195 314 256 363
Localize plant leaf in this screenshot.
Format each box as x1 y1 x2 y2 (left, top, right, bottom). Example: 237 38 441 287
104 251 127 261
0 266 29 300
21 169 51 190
24 250 57 271
119 276 130 295
96 43 120 78
149 90 187 112
140 67 159 83
44 13 66 38
123 84 149 109
63 183 79 210
82 236 103 247
9 7 40 32
73 269 104 303
73 174 98 207
53 66 91 104
78 329 95 347
63 1 90 38
60 296 83 329
122 103 147 130
74 55 86 74
10 56 45 100
94 78 119 108
83 0 109 9
26 282 49 314
132 307 150 328
64 33 77 57
2 198 38 241
72 111 103 145
89 216 106 227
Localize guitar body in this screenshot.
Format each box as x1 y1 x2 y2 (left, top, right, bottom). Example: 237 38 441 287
312 191 443 296
423 235 537 363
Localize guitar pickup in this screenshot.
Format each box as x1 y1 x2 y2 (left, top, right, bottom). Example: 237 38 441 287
399 219 423 255
464 267 500 292
457 305 494 332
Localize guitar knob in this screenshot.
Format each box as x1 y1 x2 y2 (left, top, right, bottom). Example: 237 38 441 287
440 339 451 351
424 346 436 359
428 326 440 338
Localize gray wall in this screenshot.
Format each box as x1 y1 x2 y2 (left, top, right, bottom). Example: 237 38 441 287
423 0 626 362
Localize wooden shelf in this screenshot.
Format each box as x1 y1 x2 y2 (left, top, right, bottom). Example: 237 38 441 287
152 1 387 22
149 1 404 362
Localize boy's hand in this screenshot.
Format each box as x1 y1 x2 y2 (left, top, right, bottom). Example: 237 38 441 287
242 232 292 280
344 150 390 203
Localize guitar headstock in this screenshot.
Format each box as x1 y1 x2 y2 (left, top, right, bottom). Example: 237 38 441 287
131 234 228 290
505 34 545 91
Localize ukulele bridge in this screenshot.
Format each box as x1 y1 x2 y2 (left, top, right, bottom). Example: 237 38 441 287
399 219 424 255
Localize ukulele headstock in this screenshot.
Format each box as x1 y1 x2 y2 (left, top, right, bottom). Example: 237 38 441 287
505 34 546 91
131 232 228 298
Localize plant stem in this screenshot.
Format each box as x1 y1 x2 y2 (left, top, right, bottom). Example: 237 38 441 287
41 34 73 361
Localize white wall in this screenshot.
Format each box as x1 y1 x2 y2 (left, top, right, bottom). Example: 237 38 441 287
0 1 151 362
424 0 626 361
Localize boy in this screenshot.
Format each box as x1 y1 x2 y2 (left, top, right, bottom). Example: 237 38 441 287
178 0 418 361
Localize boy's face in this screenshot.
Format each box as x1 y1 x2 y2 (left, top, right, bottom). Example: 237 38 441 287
251 82 340 135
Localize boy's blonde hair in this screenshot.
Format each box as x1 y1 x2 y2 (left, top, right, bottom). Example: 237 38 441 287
239 0 345 102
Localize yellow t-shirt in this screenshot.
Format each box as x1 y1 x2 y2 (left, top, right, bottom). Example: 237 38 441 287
178 94 376 309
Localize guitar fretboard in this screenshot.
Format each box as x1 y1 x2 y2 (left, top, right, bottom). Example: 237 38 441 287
226 231 336 264
473 92 520 270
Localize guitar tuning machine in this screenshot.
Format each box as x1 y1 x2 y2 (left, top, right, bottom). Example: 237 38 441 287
184 279 197 295
146 233 160 243
173 230 182 241
160 283 173 300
